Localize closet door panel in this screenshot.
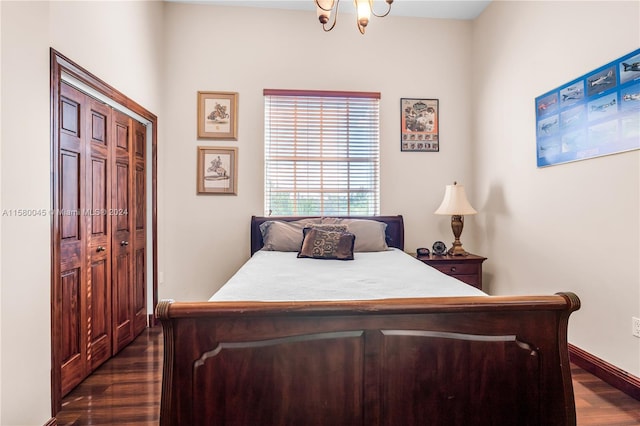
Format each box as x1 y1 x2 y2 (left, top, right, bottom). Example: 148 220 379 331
87 100 112 371
60 90 81 152
114 163 130 232
60 269 81 363
132 119 147 335
111 111 134 354
60 151 81 241
135 164 145 230
90 158 108 232
89 258 110 369
113 250 132 351
58 83 88 396
60 268 85 396
133 246 146 335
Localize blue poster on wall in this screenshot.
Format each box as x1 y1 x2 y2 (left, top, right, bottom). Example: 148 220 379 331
535 48 640 167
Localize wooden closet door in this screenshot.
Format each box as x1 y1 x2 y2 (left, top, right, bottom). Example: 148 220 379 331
58 82 88 396
132 120 147 336
51 52 157 411
111 110 134 354
86 98 113 371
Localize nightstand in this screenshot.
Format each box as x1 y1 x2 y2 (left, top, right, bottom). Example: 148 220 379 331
416 253 487 290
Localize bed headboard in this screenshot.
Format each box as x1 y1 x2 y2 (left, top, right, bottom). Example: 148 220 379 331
250 215 405 256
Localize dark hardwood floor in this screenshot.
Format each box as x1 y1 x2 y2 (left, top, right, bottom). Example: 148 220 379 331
57 327 162 425
572 364 640 425
56 326 640 425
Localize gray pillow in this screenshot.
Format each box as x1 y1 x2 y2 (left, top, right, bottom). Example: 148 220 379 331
321 218 388 252
259 219 322 251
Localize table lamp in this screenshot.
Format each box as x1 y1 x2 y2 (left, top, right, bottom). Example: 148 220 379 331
434 181 477 256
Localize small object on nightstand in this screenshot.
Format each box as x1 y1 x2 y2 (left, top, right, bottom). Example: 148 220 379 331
416 247 430 256
432 241 447 256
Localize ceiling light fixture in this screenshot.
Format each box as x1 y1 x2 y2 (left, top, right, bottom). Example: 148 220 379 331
315 0 393 35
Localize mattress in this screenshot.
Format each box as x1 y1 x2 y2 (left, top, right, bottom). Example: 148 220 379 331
210 248 486 302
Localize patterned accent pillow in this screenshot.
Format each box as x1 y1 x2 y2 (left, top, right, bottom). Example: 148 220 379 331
297 228 355 260
309 224 348 233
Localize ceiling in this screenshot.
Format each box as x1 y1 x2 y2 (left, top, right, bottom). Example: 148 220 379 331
170 0 493 20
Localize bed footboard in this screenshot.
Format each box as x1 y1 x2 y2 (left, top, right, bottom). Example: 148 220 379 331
157 293 580 426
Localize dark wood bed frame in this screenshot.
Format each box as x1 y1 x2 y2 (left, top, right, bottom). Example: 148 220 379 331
157 215 580 425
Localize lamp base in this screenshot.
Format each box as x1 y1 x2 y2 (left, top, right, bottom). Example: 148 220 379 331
448 241 469 256
448 215 469 256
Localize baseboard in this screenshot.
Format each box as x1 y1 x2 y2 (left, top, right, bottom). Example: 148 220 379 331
569 343 640 401
43 418 56 426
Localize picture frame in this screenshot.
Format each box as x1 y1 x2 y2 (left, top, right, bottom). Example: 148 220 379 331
401 98 439 152
197 91 238 140
197 146 238 195
535 48 640 167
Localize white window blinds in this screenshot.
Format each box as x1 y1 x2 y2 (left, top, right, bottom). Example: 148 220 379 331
264 89 380 216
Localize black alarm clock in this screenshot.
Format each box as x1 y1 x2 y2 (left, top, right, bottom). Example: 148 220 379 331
416 247 430 257
432 241 447 256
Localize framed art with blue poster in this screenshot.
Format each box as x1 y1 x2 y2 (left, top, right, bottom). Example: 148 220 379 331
535 48 640 167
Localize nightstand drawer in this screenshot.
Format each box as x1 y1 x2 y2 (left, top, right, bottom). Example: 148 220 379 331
430 263 478 275
415 253 487 291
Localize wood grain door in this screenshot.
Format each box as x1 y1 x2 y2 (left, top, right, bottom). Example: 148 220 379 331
111 110 134 354
86 97 113 371
132 120 147 336
58 82 88 396
56 87 146 394
52 50 157 412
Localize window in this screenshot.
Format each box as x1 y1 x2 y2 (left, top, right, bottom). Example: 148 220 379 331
264 89 380 216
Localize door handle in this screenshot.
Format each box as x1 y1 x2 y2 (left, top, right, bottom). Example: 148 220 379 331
97 246 106 252
120 241 129 246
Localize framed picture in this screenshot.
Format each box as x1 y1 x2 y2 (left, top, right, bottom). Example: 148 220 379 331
197 146 238 195
401 98 439 152
197 91 238 139
535 48 640 167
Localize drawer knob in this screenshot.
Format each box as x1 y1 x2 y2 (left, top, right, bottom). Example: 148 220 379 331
450 266 457 273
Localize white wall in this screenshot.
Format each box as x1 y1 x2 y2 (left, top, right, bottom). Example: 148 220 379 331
0 1 164 424
160 3 476 301
1 3 55 424
472 1 640 376
0 2 4 420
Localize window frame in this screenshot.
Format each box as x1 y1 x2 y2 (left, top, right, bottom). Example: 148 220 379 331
263 89 381 216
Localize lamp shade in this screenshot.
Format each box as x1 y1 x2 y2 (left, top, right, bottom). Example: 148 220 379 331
434 182 477 215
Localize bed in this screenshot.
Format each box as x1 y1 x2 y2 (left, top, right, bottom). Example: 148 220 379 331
157 215 580 425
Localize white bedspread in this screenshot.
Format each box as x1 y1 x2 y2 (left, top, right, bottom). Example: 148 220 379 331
210 248 486 302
